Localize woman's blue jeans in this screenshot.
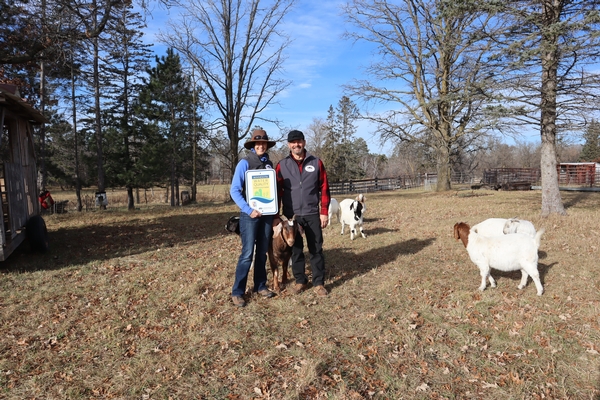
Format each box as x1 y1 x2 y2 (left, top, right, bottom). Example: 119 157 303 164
232 212 273 297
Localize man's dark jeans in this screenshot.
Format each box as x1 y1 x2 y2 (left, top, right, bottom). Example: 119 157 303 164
290 214 325 287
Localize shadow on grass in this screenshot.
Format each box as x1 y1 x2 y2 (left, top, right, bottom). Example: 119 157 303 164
363 226 397 236
596 367 600 400
325 237 436 290
483 261 557 287
562 192 598 210
0 209 238 274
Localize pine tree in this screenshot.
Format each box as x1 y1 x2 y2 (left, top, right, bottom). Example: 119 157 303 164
322 97 365 181
101 4 153 209
137 48 195 206
322 105 342 182
579 120 600 162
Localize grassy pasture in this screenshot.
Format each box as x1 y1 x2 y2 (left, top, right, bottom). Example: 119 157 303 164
1 188 599 399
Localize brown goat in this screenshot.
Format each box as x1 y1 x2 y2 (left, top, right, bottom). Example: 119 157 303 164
268 215 302 292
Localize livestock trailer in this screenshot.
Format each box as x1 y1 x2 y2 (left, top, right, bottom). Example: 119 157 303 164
0 84 49 261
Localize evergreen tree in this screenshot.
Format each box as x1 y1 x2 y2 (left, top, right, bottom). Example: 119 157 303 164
137 48 195 206
322 105 342 182
101 4 153 209
322 97 365 181
579 121 600 162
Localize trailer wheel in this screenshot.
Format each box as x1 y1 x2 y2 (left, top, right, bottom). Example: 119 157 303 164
26 215 49 253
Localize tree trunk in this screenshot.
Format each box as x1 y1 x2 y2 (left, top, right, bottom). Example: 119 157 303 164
70 50 83 212
539 24 566 217
436 142 452 191
191 71 198 202
540 137 564 216
127 185 134 210
39 60 47 192
229 135 240 178
93 33 106 209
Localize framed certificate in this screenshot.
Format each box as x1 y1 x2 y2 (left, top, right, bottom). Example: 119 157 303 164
245 169 278 215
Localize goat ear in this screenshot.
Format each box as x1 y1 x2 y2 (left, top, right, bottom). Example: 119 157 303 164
273 223 283 236
297 223 304 235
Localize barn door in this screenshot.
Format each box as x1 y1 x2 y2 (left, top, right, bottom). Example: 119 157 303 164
4 162 26 238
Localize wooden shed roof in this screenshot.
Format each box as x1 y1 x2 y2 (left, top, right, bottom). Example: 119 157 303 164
0 85 48 124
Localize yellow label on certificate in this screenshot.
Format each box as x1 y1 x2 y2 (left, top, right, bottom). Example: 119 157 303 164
251 176 271 198
245 169 278 215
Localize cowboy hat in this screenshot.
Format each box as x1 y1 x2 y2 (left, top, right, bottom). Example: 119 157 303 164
244 129 276 149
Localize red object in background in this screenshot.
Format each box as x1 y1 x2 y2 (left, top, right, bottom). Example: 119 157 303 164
39 191 54 210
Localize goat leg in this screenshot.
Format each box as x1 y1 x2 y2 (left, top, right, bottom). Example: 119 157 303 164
268 249 281 293
281 254 291 287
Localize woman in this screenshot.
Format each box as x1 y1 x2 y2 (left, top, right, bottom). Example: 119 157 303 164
229 129 277 307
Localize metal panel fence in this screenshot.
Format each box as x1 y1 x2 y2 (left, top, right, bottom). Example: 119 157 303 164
482 168 541 186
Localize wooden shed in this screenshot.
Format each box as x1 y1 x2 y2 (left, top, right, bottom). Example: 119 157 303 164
0 84 49 261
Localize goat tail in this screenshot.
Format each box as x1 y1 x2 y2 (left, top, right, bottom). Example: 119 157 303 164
534 228 545 249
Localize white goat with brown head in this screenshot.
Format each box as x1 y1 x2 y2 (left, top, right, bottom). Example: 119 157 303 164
268 215 303 292
453 222 545 295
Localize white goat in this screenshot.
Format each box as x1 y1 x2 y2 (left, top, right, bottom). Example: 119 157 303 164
473 217 536 238
328 198 340 227
453 222 545 296
503 218 536 236
339 198 366 240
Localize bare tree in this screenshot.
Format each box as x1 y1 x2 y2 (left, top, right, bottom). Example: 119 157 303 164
160 0 294 175
342 0 508 191
305 117 328 157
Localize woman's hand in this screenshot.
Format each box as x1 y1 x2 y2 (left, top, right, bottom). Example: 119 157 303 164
249 209 262 218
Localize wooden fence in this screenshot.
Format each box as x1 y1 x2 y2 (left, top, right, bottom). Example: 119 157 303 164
329 172 475 195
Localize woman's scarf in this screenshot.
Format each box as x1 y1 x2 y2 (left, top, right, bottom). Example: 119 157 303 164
250 148 270 164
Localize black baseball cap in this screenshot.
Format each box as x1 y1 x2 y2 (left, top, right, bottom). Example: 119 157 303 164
287 130 305 142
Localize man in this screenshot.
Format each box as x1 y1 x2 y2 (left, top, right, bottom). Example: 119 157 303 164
275 130 331 296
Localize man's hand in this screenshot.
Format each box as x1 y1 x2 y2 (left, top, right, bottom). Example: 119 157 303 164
320 214 328 229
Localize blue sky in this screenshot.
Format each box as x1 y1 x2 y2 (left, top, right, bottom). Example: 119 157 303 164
140 1 545 155
141 0 393 154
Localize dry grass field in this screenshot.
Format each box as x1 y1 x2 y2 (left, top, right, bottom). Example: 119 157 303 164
1 187 599 399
